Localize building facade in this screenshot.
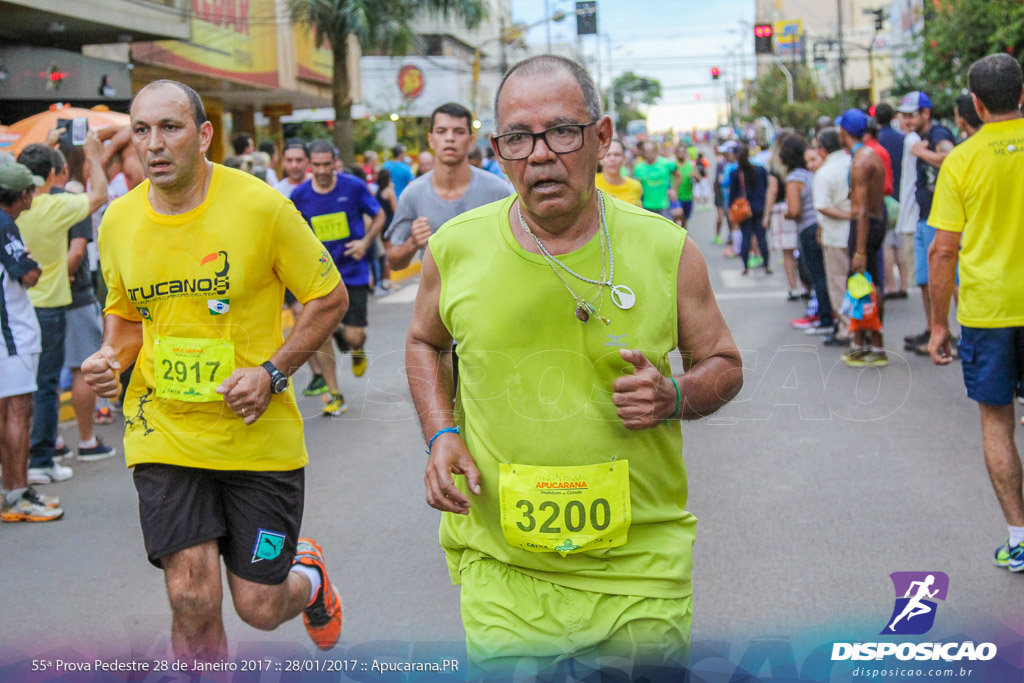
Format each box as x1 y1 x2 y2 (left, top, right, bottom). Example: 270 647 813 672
129 0 346 161
0 0 189 123
755 0 897 105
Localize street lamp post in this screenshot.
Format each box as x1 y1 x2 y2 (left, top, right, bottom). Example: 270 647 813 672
775 58 794 104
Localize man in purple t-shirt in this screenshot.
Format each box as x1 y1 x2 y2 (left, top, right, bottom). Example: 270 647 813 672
291 140 384 416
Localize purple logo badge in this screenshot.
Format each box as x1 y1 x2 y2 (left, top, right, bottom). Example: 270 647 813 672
881 571 949 635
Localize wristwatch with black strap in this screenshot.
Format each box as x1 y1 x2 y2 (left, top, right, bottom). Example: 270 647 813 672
261 361 289 394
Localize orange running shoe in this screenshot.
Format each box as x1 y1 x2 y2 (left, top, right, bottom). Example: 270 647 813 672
293 538 342 650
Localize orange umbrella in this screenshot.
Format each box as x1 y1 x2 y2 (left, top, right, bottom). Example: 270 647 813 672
2 105 130 156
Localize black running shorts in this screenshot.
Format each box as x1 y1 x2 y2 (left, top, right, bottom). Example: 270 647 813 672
132 464 304 585
848 216 888 295
342 284 370 328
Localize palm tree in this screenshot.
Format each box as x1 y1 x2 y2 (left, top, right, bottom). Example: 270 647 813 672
289 0 487 165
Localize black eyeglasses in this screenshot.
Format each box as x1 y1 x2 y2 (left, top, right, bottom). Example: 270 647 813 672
492 121 598 160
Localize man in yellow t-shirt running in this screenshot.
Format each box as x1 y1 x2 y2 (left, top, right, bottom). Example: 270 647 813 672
928 53 1024 572
406 56 743 678
81 80 349 659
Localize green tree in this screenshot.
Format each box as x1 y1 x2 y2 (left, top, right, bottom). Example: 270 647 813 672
748 63 841 133
611 71 662 134
893 0 1024 119
288 0 486 165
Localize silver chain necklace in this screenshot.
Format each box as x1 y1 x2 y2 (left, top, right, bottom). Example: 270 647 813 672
516 191 637 317
517 191 613 286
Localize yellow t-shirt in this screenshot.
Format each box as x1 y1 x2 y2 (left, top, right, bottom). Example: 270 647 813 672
594 173 643 207
100 164 341 470
929 118 1024 327
17 192 90 308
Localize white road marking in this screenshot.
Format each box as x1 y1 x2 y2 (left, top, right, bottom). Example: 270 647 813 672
376 283 420 304
714 290 791 301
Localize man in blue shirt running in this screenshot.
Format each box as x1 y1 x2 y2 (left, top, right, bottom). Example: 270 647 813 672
291 140 384 416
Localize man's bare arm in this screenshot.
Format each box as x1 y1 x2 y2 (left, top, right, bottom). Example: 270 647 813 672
674 239 744 418
103 314 144 370
271 282 348 375
911 139 954 168
81 314 144 399
386 239 419 271
927 229 961 364
850 159 871 258
406 249 479 514
82 131 109 213
68 237 88 277
363 209 386 243
407 249 456 443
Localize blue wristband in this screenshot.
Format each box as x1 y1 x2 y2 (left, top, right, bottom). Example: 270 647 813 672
426 426 460 454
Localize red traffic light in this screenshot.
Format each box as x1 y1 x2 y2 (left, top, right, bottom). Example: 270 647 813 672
754 24 773 38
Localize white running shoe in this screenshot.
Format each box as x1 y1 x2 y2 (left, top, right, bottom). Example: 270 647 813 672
27 463 74 485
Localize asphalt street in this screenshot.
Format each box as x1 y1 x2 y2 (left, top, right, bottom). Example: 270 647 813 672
2 201 1021 670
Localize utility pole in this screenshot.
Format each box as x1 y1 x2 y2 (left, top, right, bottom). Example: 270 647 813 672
865 7 885 103
604 34 616 127
545 0 552 52
837 0 848 110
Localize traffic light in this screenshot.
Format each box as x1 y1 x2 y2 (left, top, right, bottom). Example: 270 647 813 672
576 1 597 36
710 66 721 80
754 24 774 55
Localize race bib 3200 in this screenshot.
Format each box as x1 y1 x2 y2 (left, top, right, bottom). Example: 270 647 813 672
498 461 631 556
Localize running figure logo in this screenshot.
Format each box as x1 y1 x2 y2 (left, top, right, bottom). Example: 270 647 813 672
881 571 949 635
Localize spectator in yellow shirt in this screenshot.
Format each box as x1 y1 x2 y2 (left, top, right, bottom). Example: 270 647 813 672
927 53 1024 572
595 139 643 206
15 136 107 486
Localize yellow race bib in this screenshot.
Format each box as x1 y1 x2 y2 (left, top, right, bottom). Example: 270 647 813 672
499 461 631 556
311 212 351 242
153 336 235 402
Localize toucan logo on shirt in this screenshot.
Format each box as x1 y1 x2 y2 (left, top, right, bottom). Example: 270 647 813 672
126 250 230 303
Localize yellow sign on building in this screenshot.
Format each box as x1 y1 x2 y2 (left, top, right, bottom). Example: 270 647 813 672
134 0 279 87
295 26 332 85
773 19 803 55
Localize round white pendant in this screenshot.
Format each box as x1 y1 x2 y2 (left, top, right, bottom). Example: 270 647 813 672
610 285 636 310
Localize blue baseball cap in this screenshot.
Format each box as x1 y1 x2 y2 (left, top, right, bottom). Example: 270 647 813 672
897 91 932 113
835 108 869 138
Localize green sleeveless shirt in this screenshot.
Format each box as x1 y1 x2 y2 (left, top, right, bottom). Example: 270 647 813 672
430 191 696 598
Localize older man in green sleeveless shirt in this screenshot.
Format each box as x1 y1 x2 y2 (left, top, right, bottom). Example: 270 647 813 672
405 55 743 679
